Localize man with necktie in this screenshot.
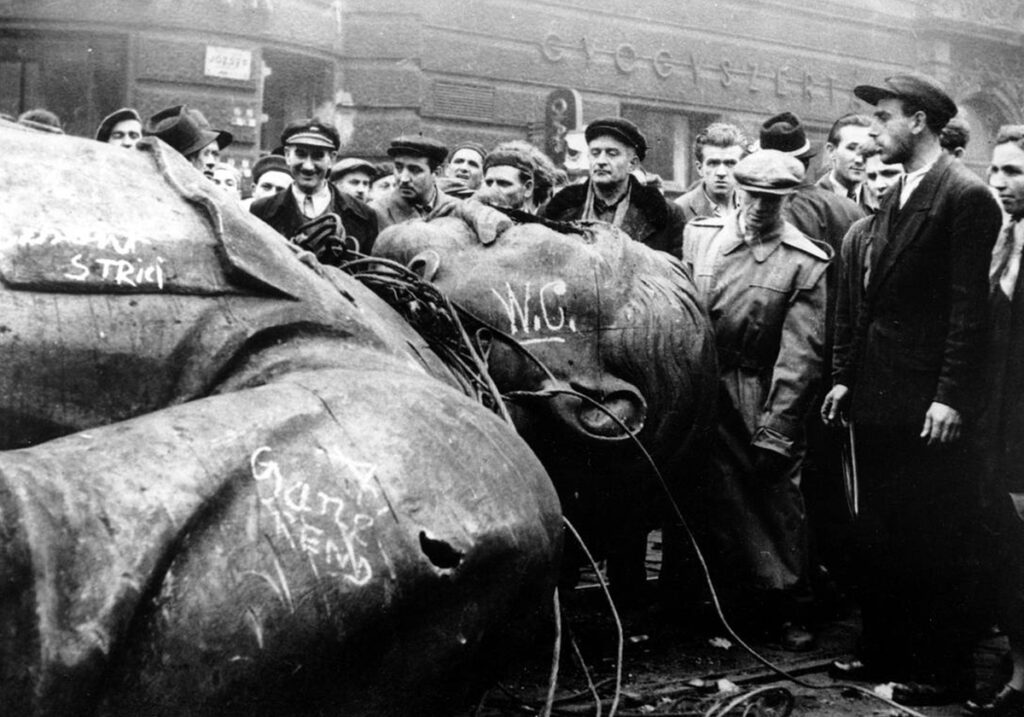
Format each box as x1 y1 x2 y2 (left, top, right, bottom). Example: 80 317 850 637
250 118 379 255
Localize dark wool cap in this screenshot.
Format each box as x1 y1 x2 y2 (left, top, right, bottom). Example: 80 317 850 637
449 141 487 162
251 154 290 183
95 107 141 142
387 135 449 165
759 111 817 159
330 157 376 182
281 118 340 150
733 150 805 195
854 72 958 127
484 148 535 177
585 117 648 161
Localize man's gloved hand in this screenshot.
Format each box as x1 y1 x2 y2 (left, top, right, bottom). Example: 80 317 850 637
753 447 791 483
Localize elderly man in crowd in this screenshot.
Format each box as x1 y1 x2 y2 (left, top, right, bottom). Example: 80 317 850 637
371 136 459 229
476 146 535 212
250 118 378 254
675 122 748 222
682 150 829 651
822 73 1001 707
438 141 486 199
541 117 686 256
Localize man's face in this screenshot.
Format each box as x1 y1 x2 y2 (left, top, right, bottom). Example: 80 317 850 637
210 166 240 197
989 141 1024 220
107 119 142 149
863 154 904 199
738 189 785 234
587 135 638 190
829 125 872 188
335 171 372 203
252 169 292 200
285 144 335 194
193 141 220 174
447 149 484 189
393 153 436 205
480 165 532 210
370 175 394 203
869 98 917 165
697 144 744 202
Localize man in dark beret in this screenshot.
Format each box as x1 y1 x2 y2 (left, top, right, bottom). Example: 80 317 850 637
678 150 830 652
250 118 378 256
475 147 535 212
247 154 292 205
821 72 1002 706
370 135 460 229
96 108 142 149
540 116 686 257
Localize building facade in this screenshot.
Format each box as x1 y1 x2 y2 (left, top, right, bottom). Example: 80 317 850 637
1 0 1021 185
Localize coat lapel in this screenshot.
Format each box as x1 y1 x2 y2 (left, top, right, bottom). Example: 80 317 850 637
867 154 952 301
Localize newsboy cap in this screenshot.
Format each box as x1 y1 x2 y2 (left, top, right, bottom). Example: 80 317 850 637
330 157 376 182
251 154 290 183
95 107 141 142
145 105 223 158
854 72 958 127
386 135 449 165
733 149 805 195
585 117 648 161
449 141 487 162
281 118 340 150
759 112 817 159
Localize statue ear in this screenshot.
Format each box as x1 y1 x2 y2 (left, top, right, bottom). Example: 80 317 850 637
408 249 441 282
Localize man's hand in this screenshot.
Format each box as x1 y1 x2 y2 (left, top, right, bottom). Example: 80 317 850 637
820 384 850 427
753 447 790 483
920 402 962 445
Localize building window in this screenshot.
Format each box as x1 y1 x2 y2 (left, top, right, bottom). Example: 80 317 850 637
0 31 127 137
260 49 333 151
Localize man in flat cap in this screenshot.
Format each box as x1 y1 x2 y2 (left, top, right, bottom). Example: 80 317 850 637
474 146 535 212
541 116 686 256
330 157 376 204
678 150 829 651
821 72 1002 705
371 135 460 230
250 118 378 256
438 141 487 199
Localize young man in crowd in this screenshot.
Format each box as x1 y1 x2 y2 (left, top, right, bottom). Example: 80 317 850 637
817 114 874 212
95 108 143 149
675 122 748 222
371 136 458 229
330 157 376 204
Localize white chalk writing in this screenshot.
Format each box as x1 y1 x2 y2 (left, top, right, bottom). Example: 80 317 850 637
490 280 578 337
250 446 385 587
63 254 166 289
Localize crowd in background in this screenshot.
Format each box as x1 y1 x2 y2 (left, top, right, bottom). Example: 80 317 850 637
10 69 1024 714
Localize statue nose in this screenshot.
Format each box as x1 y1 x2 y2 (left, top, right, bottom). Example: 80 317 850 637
562 376 647 440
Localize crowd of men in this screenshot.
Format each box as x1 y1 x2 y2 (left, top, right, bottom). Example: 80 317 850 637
18 69 1024 713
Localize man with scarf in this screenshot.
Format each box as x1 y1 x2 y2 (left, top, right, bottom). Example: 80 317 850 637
541 117 685 257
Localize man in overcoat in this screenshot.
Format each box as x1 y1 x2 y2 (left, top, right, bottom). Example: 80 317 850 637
682 150 829 650
821 73 1002 706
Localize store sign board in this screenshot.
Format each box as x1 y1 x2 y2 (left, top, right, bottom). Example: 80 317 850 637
204 46 252 81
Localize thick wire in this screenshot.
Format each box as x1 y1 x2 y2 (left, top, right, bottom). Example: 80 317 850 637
542 588 563 717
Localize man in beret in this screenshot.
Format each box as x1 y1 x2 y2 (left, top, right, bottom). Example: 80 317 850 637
438 141 487 199
246 154 292 207
679 149 830 652
474 147 535 212
821 73 1002 705
96 108 142 149
371 135 459 230
250 118 378 256
540 116 686 256
330 157 376 204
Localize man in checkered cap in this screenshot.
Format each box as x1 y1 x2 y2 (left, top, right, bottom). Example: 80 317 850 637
250 118 378 255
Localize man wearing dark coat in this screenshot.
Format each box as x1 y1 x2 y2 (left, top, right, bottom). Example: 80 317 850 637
250 118 378 255
821 73 1002 706
541 117 686 258
674 122 748 223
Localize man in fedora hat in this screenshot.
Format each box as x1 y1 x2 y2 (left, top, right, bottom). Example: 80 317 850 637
144 105 232 175
541 116 686 256
250 118 378 256
96 108 142 149
371 135 460 230
679 150 829 651
821 72 1002 706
